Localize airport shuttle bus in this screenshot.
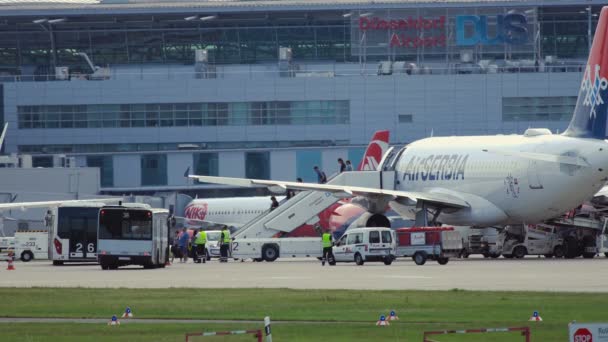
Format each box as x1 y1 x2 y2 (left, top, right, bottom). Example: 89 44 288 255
48 202 106 265
97 206 169 270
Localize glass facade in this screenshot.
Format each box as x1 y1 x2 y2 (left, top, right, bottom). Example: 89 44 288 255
347 148 365 170
245 151 270 180
17 101 349 129
141 154 167 186
18 139 349 154
502 96 577 121
0 5 599 71
86 155 114 187
193 153 219 176
296 150 322 182
193 153 219 184
32 156 53 168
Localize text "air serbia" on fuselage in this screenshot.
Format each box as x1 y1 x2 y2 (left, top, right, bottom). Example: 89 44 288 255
401 154 469 181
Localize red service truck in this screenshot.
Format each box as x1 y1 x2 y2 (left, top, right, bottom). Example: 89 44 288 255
395 227 463 265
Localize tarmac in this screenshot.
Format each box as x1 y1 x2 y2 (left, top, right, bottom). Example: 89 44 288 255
2 256 607 292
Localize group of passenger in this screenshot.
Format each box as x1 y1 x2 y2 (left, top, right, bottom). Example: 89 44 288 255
170 225 232 263
313 158 353 184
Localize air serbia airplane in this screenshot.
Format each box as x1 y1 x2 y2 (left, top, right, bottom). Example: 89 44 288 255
183 130 390 229
190 7 608 228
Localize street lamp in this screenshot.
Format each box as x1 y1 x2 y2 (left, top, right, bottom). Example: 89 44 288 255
33 18 66 72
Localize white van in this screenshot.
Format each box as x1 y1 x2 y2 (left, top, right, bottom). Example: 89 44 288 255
14 230 49 262
332 227 395 265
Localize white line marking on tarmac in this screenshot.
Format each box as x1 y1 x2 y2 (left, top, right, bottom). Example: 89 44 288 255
382 275 432 279
270 276 312 280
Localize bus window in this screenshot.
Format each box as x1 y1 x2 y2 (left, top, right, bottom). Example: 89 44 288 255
57 207 98 239
99 210 152 240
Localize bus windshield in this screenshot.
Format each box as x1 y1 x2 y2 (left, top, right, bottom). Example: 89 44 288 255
99 209 152 240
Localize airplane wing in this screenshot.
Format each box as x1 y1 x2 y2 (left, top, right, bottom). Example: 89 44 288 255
188 175 469 209
595 186 608 198
0 198 122 211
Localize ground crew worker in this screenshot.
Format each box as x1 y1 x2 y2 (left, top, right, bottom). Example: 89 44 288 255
321 231 334 266
194 228 207 264
220 225 231 263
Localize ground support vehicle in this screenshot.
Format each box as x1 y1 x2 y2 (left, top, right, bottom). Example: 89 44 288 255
15 230 48 262
598 220 608 257
98 206 169 270
332 227 395 265
0 236 14 253
227 172 389 262
456 227 500 258
231 237 321 262
203 230 221 260
497 224 565 259
48 203 105 265
395 227 462 265
548 214 607 258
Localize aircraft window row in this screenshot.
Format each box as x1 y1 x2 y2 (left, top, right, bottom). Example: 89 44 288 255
209 210 264 215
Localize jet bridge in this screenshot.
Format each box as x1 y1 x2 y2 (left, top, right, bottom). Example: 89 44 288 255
233 171 396 239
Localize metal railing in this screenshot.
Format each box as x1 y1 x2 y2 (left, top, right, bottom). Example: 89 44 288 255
0 61 586 83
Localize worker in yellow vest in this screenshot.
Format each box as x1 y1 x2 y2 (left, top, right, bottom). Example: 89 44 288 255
321 232 334 266
220 225 231 263
194 229 207 264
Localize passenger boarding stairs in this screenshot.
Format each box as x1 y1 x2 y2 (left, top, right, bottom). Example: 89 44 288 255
233 170 397 239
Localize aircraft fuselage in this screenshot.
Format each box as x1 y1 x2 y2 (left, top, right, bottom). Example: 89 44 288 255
394 133 608 226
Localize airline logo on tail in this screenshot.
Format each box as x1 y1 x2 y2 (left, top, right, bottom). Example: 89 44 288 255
358 131 390 171
582 65 608 119
566 7 608 139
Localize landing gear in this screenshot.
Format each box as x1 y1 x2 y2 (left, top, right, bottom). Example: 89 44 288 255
414 201 444 227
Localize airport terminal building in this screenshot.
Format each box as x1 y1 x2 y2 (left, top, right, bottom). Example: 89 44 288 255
0 0 603 194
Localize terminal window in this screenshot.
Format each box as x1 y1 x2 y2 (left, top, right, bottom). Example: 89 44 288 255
398 114 413 123
502 96 576 122
17 100 349 129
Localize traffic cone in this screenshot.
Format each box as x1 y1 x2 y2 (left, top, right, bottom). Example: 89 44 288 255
388 310 399 321
376 315 390 326
121 307 133 318
528 311 543 322
108 315 120 326
6 252 15 271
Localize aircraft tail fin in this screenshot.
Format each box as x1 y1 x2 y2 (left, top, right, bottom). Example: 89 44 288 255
564 6 608 139
0 123 7 152
357 130 390 171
